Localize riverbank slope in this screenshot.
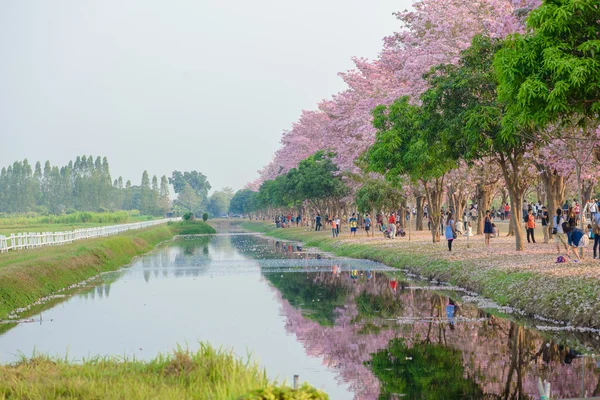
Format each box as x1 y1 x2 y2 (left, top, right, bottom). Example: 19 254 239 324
242 221 600 328
0 221 215 319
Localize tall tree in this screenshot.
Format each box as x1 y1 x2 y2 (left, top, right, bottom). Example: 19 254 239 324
158 175 171 215
366 97 455 242
139 171 151 215
422 35 536 249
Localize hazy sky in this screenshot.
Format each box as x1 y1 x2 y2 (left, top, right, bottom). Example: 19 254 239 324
0 0 411 192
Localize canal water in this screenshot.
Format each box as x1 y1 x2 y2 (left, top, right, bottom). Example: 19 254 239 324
1 229 600 399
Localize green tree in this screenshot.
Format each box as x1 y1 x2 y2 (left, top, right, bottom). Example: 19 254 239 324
158 175 171 215
140 171 151 215
229 189 256 216
494 0 600 127
207 190 231 217
365 97 454 242
177 183 201 214
151 175 159 215
355 179 404 216
423 35 535 249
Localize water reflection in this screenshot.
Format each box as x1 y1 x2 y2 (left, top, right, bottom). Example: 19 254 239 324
259 267 600 399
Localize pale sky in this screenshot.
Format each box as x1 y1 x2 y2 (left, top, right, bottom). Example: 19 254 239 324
0 0 412 192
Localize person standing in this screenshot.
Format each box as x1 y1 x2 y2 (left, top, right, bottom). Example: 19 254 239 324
315 213 322 231
566 207 576 246
541 206 549 244
445 213 456 252
331 217 338 238
335 216 341 236
590 199 598 219
365 214 372 237
574 201 581 224
522 200 529 223
526 209 536 243
388 212 397 239
592 211 600 259
554 208 569 255
349 213 358 237
504 203 510 221
483 210 493 248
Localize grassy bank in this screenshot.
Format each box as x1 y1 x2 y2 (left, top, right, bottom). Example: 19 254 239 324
0 221 215 320
242 221 600 328
0 343 328 399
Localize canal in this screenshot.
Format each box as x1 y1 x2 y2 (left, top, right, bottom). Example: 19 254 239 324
1 229 599 399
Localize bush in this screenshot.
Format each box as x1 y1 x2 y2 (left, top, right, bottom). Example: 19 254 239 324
202 213 208 222
170 221 216 235
183 212 194 221
240 384 329 399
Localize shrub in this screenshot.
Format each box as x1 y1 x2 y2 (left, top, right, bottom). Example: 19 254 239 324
202 213 208 222
240 384 329 399
183 212 194 221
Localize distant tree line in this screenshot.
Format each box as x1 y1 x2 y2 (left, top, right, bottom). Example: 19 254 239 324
229 151 349 218
0 155 173 216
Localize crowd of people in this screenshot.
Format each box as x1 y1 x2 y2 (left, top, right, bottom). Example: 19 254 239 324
273 198 600 262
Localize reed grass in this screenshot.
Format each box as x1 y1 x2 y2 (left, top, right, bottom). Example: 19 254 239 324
0 344 272 400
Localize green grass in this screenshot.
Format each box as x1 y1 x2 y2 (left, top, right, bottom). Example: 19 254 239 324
241 221 600 328
168 220 217 235
0 343 325 400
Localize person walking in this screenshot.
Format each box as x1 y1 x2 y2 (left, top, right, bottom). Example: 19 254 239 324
445 213 456 252
541 206 549 244
554 208 569 255
365 213 372 237
483 210 493 248
526 209 536 243
388 212 397 239
335 216 341 236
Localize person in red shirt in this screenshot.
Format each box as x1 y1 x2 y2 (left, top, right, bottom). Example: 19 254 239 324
388 212 397 238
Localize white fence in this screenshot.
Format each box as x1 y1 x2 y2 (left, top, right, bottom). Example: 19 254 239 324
0 218 181 253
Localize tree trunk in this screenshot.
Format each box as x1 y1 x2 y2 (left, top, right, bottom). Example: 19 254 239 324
499 155 526 251
576 164 584 228
415 195 424 231
476 184 493 235
398 199 406 229
423 177 445 243
541 168 565 239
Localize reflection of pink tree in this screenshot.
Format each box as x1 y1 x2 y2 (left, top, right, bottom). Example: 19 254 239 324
267 273 600 399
